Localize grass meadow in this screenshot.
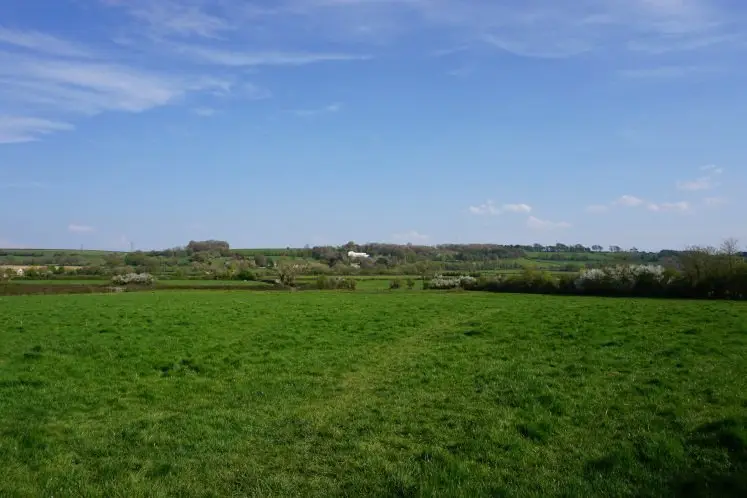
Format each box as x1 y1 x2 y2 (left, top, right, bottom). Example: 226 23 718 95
1 291 746 497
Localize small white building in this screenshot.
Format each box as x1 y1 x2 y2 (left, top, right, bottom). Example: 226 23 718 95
347 251 370 259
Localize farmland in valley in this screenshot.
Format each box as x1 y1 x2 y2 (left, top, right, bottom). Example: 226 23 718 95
1 291 746 497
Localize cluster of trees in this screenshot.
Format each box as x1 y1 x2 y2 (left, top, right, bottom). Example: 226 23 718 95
453 241 747 300
4 238 747 290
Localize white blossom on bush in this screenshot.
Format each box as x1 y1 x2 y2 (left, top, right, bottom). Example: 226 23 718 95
575 265 667 290
429 275 477 290
111 273 155 285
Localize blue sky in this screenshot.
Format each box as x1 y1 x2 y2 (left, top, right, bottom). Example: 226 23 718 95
1 0 745 251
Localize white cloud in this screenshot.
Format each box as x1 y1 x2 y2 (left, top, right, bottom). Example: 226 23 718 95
289 102 343 117
0 115 74 144
616 195 646 207
68 224 95 233
527 216 571 230
677 176 713 191
0 48 235 141
586 204 609 213
4 0 742 145
647 201 690 212
469 200 499 216
0 12 366 144
193 107 217 117
469 201 532 216
391 230 429 244
0 26 92 58
704 196 727 207
172 45 371 67
0 53 201 114
627 33 737 54
502 203 532 214
677 164 723 190
618 65 719 79
125 1 234 38
701 164 724 174
277 0 742 59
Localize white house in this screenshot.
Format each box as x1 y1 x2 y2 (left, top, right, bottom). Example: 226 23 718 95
347 251 370 259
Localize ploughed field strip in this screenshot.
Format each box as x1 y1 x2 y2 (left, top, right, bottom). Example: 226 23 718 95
1 291 746 497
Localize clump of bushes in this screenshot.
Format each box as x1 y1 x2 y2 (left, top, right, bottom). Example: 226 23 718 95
389 279 402 290
456 254 747 300
111 273 155 286
574 264 671 294
233 269 257 281
428 275 477 290
316 276 357 290
406 278 415 290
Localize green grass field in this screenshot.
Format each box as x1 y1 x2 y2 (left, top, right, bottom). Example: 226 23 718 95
1 291 746 497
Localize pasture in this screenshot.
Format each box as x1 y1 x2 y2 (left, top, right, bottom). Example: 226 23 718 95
1 291 746 497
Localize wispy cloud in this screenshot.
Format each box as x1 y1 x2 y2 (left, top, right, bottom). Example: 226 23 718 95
287 0 743 59
0 26 92 57
503 203 533 214
469 201 532 216
0 115 73 144
627 33 739 55
611 195 690 213
289 102 343 117
1 8 367 144
677 176 713 191
677 164 723 190
647 201 690 212
704 196 727 207
124 1 234 39
527 216 571 230
4 0 742 145
618 65 720 79
0 52 218 115
701 164 724 174
616 195 646 207
68 224 95 233
192 107 217 117
171 45 371 67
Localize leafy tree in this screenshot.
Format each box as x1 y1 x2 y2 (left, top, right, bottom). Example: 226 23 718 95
679 246 717 286
277 262 304 287
187 240 230 255
254 254 268 267
124 251 148 267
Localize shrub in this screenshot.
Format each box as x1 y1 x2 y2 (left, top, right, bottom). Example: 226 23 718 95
234 269 257 281
316 276 357 290
575 265 668 295
406 278 415 290
111 273 155 286
277 262 305 287
428 275 477 290
389 279 402 290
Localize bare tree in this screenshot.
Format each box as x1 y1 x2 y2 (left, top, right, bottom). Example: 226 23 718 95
720 238 741 272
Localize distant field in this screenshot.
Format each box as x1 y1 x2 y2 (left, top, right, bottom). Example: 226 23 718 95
1 291 745 496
